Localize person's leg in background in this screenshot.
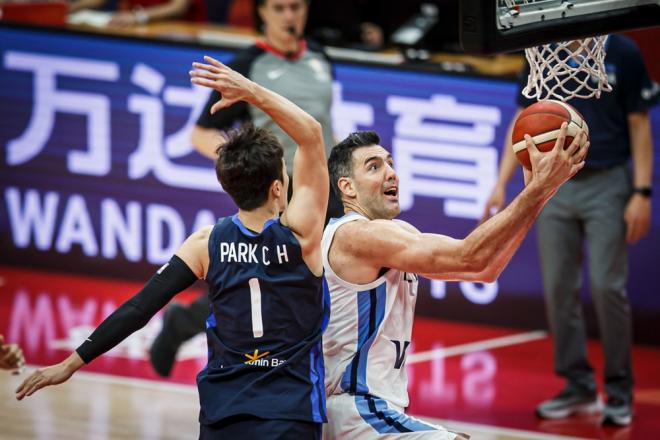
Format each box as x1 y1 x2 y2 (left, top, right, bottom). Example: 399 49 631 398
583 166 634 426
150 293 210 377
535 178 600 419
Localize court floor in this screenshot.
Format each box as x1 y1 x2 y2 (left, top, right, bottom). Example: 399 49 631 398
1 266 659 439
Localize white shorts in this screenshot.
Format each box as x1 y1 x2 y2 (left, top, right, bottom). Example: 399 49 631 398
323 393 458 440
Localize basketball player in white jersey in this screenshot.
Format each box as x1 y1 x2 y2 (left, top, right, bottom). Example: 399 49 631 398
321 127 588 439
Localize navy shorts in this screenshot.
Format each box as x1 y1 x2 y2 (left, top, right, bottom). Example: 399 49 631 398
199 415 322 440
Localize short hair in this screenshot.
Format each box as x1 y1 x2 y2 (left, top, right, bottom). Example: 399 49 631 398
215 124 284 211
255 0 310 6
328 131 381 199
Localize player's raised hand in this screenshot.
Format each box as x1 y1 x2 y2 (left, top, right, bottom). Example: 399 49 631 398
190 55 257 114
525 123 589 191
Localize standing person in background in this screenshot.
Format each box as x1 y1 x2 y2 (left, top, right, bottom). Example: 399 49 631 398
16 57 330 439
148 0 341 378
482 34 658 426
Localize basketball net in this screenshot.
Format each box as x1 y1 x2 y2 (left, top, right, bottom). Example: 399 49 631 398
523 37 612 101
501 0 612 101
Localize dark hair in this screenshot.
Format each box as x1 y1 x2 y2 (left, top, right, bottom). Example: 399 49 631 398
215 124 284 211
328 131 381 199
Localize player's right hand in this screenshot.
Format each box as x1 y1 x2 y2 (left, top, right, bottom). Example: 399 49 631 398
526 123 589 196
190 56 257 114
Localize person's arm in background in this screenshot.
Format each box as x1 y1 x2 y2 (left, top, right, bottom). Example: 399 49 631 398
190 50 254 159
68 0 105 14
108 0 191 28
480 108 523 223
625 111 653 243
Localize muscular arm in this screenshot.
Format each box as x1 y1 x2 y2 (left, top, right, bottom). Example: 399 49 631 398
625 111 653 243
332 125 588 284
336 181 550 283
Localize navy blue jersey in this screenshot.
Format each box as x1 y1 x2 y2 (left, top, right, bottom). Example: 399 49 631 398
197 215 328 426
517 35 659 168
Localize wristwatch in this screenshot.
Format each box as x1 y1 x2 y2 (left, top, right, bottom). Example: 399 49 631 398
632 187 652 198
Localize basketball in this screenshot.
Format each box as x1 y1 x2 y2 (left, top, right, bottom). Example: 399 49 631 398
512 100 589 170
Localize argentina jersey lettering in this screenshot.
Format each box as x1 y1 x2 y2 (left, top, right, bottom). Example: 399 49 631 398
198 215 328 425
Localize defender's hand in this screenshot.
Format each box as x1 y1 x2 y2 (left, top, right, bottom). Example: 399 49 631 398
15 352 84 400
190 56 257 114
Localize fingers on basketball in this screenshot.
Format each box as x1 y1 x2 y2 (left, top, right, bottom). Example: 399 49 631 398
511 100 589 170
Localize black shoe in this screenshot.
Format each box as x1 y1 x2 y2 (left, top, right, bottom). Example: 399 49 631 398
535 386 602 419
602 397 633 426
149 303 188 377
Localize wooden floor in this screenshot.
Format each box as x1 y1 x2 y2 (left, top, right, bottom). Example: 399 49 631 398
1 370 199 440
2 266 659 440
1 369 587 440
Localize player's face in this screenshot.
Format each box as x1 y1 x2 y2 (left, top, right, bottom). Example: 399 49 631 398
350 145 400 220
260 0 308 42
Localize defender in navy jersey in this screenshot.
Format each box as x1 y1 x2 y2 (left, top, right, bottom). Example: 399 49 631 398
150 0 341 378
17 55 329 440
321 130 588 439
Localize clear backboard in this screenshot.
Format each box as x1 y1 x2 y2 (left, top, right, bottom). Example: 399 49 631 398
460 0 660 55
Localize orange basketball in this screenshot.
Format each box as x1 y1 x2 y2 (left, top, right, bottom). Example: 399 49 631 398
512 99 589 170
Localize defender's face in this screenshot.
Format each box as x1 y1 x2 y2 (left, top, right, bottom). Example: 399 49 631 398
350 145 400 220
260 0 308 42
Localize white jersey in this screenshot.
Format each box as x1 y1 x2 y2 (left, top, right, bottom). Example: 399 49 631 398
322 212 419 409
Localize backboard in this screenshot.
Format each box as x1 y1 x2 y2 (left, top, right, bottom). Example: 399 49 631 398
460 0 660 55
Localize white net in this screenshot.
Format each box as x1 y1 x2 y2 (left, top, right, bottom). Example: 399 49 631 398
500 0 612 101
523 37 612 101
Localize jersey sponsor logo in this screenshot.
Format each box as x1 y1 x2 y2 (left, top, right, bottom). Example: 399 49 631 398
244 349 286 367
390 340 411 369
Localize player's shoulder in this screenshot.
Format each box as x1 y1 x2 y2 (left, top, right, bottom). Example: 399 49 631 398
392 219 421 234
334 217 414 245
192 224 214 242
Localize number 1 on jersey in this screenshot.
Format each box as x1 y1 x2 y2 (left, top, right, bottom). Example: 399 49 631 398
248 278 264 338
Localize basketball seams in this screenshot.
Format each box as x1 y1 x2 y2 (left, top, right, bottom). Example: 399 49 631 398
511 100 588 169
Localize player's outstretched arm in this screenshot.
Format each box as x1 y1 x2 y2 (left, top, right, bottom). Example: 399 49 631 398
15 228 210 400
190 56 328 266
336 125 588 282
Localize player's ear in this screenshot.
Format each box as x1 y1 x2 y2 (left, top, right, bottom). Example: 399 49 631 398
337 176 356 198
271 179 282 198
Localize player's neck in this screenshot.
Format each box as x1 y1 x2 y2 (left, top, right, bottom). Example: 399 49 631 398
237 206 279 233
343 201 371 220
